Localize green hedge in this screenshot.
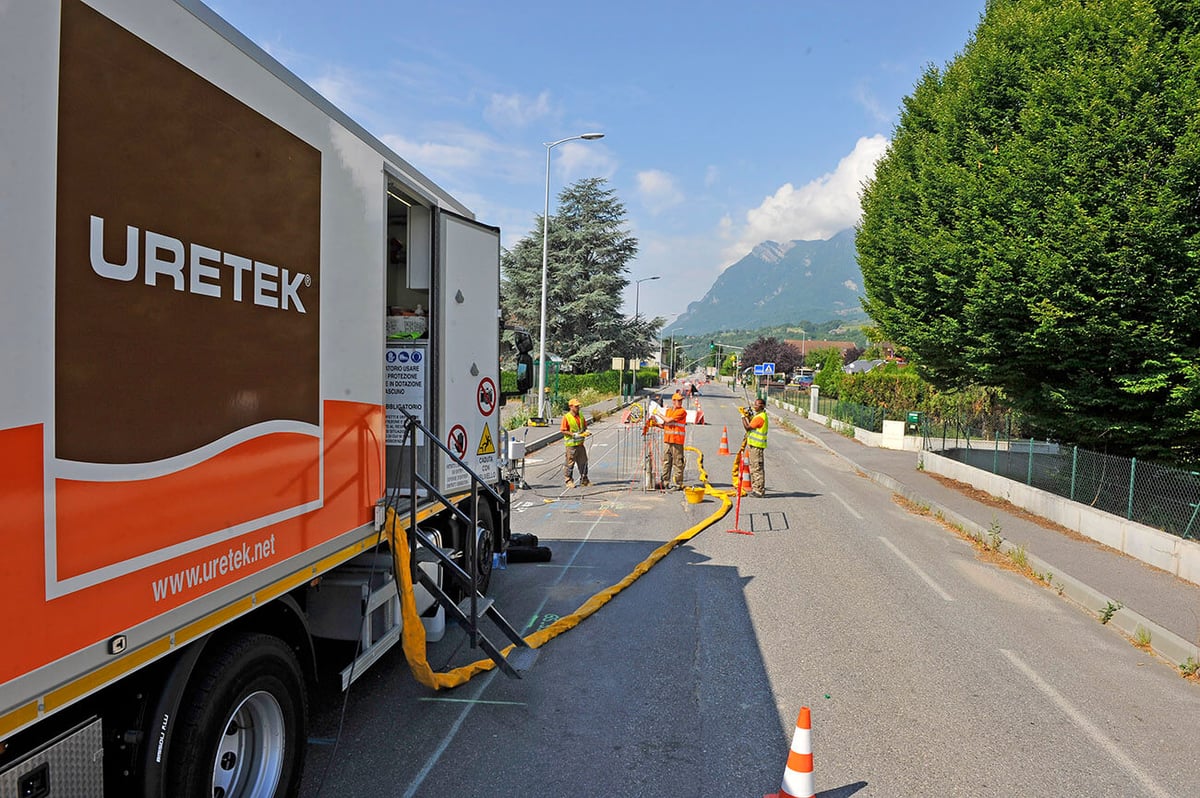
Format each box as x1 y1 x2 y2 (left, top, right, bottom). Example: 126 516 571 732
500 367 661 413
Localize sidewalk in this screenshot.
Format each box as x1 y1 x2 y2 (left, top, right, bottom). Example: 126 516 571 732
775 402 1200 671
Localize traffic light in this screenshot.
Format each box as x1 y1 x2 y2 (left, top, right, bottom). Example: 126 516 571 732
709 340 715 351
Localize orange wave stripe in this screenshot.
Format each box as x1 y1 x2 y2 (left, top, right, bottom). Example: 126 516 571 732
56 432 321 578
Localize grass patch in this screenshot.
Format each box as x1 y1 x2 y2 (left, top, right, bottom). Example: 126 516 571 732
1133 625 1152 650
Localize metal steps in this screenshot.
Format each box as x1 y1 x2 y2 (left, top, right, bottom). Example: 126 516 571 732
392 409 535 680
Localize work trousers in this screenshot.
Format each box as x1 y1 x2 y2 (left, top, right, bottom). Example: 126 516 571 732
661 442 685 487
564 445 588 482
747 445 766 495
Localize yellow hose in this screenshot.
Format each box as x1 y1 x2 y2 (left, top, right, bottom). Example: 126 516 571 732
388 446 732 690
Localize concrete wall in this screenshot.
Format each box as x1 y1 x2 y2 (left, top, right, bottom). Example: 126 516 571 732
921 450 1200 587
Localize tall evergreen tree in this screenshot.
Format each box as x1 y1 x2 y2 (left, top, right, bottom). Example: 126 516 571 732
501 177 655 373
857 0 1200 463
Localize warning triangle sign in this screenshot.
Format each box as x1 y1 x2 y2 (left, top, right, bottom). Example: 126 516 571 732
476 422 496 455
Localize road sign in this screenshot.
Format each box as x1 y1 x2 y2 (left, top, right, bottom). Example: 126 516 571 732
763 362 776 375
753 364 764 376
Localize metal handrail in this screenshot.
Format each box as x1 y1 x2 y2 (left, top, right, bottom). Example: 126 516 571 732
398 408 502 648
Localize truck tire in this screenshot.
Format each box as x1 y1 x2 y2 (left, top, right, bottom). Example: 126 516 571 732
427 501 496 600
471 501 496 596
165 633 306 798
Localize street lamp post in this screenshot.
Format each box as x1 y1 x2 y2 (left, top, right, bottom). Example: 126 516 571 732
536 132 605 421
628 275 659 397
633 275 660 325
669 342 685 382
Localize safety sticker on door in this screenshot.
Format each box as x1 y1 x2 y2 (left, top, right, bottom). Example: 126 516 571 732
477 422 495 455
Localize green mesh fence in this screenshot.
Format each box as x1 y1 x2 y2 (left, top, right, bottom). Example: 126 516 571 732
928 419 1200 540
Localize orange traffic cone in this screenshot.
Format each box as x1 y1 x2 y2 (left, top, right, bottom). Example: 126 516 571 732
739 453 752 496
765 707 814 798
718 426 731 455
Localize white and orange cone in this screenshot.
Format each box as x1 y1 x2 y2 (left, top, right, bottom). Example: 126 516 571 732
739 453 752 496
718 426 731 456
765 706 814 798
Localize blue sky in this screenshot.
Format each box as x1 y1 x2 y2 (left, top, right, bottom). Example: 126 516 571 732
212 0 987 323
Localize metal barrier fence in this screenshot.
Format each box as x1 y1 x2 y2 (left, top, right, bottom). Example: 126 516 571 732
927 420 1200 540
613 400 707 490
812 393 888 433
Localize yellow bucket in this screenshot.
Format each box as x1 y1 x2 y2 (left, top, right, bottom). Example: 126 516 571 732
684 486 706 504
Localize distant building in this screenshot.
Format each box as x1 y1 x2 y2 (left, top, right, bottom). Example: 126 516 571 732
844 358 885 374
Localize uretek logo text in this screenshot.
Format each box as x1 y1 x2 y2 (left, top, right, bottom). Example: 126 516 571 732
89 215 310 313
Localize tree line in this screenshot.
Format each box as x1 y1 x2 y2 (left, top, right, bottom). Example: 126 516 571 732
857 0 1200 465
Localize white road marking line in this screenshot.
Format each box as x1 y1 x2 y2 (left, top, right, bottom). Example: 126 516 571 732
879 536 954 601
801 467 825 486
1000 649 1173 798
403 505 613 797
418 697 526 706
832 492 862 519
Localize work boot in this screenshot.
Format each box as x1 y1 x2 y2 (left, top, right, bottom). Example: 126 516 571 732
579 477 591 487
565 478 575 489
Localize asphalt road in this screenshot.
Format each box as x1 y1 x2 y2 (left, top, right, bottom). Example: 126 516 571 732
299 383 1199 797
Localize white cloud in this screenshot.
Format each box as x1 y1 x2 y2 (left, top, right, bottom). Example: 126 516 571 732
854 82 893 126
721 135 889 264
382 132 485 172
555 140 616 182
310 68 376 119
636 170 684 214
484 91 553 129
381 125 533 183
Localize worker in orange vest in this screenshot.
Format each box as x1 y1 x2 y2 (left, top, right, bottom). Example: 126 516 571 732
651 391 688 490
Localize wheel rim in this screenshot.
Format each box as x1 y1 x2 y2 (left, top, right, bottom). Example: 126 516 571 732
211 690 286 798
476 526 494 589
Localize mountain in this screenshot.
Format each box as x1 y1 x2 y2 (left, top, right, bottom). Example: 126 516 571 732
663 228 866 336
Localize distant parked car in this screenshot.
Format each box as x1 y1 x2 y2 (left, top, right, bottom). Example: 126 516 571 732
789 368 814 386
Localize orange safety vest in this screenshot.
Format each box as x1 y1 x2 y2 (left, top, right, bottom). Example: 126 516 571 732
662 407 687 445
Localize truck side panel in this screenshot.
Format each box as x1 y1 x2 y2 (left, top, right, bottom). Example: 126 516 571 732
1 0 472 742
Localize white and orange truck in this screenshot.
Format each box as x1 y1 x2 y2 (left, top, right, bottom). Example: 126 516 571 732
0 1 532 795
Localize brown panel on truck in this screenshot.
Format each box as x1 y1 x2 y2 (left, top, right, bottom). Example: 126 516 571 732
55 0 321 464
